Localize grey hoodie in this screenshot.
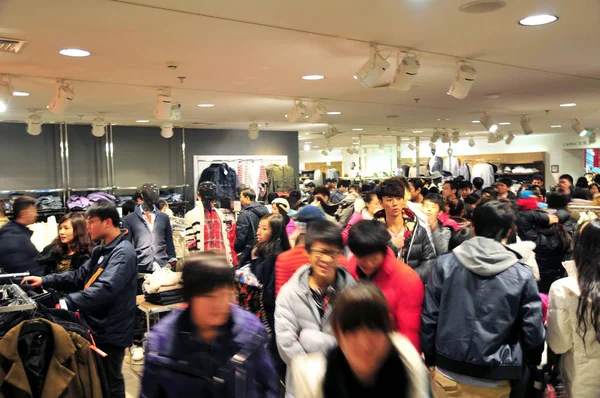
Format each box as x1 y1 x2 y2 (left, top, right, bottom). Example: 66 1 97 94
453 236 519 277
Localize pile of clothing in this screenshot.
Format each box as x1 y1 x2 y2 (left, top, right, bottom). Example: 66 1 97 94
35 195 64 210
67 191 116 210
160 192 184 203
142 268 184 305
116 195 133 206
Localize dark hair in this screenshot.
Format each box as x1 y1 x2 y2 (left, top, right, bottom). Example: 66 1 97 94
132 192 143 202
288 190 302 206
447 198 465 217
305 181 316 188
241 188 257 201
255 214 291 257
349 185 359 193
429 186 439 194
273 202 291 227
472 177 484 190
0 199 5 217
121 200 137 217
472 200 515 241
572 188 591 201
444 180 458 192
458 181 473 191
573 220 600 345
85 200 120 228
576 177 589 189
182 251 234 301
347 220 389 256
338 179 350 189
448 227 474 251
267 192 279 204
590 183 600 194
13 196 36 219
376 178 405 200
409 178 424 193
481 187 497 199
524 184 542 198
423 193 444 212
313 186 330 199
330 283 391 335
546 192 570 209
559 174 574 185
157 199 169 211
324 178 332 184
594 175 600 185
464 193 480 205
51 213 92 256
532 174 543 183
305 220 343 252
364 192 379 204
497 177 512 188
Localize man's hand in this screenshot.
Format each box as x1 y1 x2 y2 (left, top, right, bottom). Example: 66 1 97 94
20 276 43 288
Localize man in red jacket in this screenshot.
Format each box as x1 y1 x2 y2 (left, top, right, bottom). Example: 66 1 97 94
346 220 424 352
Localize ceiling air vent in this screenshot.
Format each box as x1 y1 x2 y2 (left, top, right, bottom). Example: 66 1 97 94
0 37 29 54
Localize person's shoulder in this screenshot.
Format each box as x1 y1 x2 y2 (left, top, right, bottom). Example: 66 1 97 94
148 308 186 347
549 276 579 299
230 305 269 343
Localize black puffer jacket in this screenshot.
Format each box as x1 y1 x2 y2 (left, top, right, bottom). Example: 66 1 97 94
37 244 91 275
421 237 545 381
0 221 43 275
234 202 270 260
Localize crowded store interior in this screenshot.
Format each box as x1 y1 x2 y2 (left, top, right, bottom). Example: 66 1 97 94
1 1 600 397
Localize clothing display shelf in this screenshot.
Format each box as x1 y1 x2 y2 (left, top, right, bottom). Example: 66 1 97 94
0 284 37 313
494 160 545 185
1 189 68 221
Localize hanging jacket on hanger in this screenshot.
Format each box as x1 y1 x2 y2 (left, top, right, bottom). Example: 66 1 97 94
199 163 239 200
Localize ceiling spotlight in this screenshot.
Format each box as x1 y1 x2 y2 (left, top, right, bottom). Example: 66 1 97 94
441 130 450 144
488 131 504 144
505 132 515 145
451 130 460 144
408 143 416 151
321 150 329 156
248 122 260 140
287 100 307 122
480 112 498 133
27 113 42 136
47 81 75 115
389 54 420 91
304 143 311 151
161 120 174 139
572 119 586 136
309 101 327 123
378 143 385 153
431 129 441 143
0 82 12 113
519 14 558 26
520 115 533 135
468 138 475 147
91 117 106 137
154 89 172 120
589 132 597 144
323 124 339 140
429 142 436 150
447 62 477 99
355 44 390 88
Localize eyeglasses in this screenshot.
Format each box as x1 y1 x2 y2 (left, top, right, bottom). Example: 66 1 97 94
310 249 343 259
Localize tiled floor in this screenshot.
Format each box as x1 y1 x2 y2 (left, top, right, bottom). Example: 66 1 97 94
124 361 142 398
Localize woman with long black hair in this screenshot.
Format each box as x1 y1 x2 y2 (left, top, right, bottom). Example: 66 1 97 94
547 220 600 398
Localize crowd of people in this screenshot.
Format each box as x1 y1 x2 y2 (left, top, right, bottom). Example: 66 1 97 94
0 170 599 397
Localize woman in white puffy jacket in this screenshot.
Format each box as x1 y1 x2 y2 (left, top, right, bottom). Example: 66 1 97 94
547 220 600 398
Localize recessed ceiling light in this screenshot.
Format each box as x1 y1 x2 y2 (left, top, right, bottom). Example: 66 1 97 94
59 48 91 57
327 111 341 115
471 120 480 123
353 75 358 80
352 136 360 139
12 91 30 97
302 75 325 80
413 130 423 133
437 118 450 121
519 14 558 26
551 125 562 128
499 122 511 125
560 103 576 107
466 132 470 136
485 93 502 99
402 138 410 141
312 145 320 149
257 124 262 127
352 128 363 131
197 104 215 107
136 120 150 123
285 114 288 118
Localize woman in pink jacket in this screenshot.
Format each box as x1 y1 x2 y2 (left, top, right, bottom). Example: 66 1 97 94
342 192 382 245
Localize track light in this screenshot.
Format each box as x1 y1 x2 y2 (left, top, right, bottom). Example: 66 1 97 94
447 62 477 99
309 101 327 123
505 132 515 145
389 54 420 91
248 122 260 140
488 131 504 144
321 150 329 156
356 44 390 88
431 129 441 143
441 129 450 143
287 100 307 122
589 132 597 144
48 81 74 115
27 113 42 136
520 115 533 135
0 81 12 113
408 143 416 151
451 130 460 144
480 112 498 133
323 124 339 140
91 117 106 137
468 138 475 147
378 143 385 153
347 147 359 155
155 89 172 120
429 142 436 150
572 119 586 137
161 120 174 139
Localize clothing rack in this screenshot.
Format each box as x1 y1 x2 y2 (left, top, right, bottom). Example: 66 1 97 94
0 284 37 313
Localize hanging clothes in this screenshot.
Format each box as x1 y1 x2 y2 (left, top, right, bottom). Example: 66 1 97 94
443 157 460 177
458 162 471 181
326 168 339 180
266 165 297 194
471 163 495 188
428 156 443 174
199 163 239 200
313 169 323 186
408 166 417 178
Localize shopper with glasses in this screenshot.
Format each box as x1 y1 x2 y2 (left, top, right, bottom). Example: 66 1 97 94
275 220 356 397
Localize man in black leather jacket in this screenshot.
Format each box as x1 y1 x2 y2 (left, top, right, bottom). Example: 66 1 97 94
421 200 545 397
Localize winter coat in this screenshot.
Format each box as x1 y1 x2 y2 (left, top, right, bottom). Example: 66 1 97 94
547 277 600 398
123 205 176 273
266 165 297 194
200 163 239 200
0 221 43 276
42 232 138 348
341 209 374 245
141 305 280 398
335 191 361 228
430 222 452 255
37 244 91 275
421 237 546 381
346 248 424 351
234 202 270 257
292 333 430 398
275 265 356 397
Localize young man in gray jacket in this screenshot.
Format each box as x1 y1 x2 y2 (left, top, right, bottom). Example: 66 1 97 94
275 220 356 398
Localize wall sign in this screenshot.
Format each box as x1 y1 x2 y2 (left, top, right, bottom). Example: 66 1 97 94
551 165 559 173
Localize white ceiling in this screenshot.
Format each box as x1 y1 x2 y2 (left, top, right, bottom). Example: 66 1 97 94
0 0 599 147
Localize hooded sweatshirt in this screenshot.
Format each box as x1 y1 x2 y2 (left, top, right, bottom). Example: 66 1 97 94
453 236 518 277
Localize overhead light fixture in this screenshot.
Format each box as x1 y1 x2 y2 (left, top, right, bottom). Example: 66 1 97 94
560 103 577 107
326 111 341 115
498 122 511 125
480 112 498 132
519 14 558 26
355 44 390 88
59 48 91 57
302 75 325 80
441 130 450 144
352 128 363 131
197 103 215 107
471 120 480 123
413 130 423 133
589 132 597 144
520 115 533 135
27 113 42 136
47 80 74 114
572 119 586 136
431 129 441 143
303 143 311 151
429 142 436 150
468 138 476 147
447 62 477 99
154 89 172 120
160 120 173 139
136 120 150 123
248 122 260 140
551 125 562 128
324 124 339 140
451 130 460 144
309 101 327 123
505 132 515 145
13 91 30 97
321 150 329 156
378 143 385 153
408 143 416 151
0 81 12 113
91 117 106 137
287 100 307 122
389 53 420 91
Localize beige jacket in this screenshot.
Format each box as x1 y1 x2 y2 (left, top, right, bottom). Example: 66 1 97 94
547 276 600 398
292 333 429 398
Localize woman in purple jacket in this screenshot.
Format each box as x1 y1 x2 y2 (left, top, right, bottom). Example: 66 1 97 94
140 251 280 398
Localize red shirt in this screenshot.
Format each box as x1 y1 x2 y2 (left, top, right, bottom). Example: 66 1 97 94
204 208 225 251
274 246 348 297
346 248 424 352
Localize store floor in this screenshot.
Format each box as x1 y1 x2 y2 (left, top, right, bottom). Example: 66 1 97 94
124 362 142 398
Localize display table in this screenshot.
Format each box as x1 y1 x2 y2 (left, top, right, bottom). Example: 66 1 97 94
136 295 183 335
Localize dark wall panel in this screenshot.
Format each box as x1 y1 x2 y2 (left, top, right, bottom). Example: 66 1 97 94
66 124 109 189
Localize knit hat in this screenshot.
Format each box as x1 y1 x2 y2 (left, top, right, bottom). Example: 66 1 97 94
272 198 290 214
295 205 326 233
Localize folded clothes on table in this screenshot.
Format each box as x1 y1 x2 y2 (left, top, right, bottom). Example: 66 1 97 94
145 289 184 305
35 195 63 210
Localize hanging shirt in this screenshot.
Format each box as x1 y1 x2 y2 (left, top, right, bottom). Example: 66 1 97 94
471 163 495 189
458 163 471 181
204 208 225 251
443 157 460 177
